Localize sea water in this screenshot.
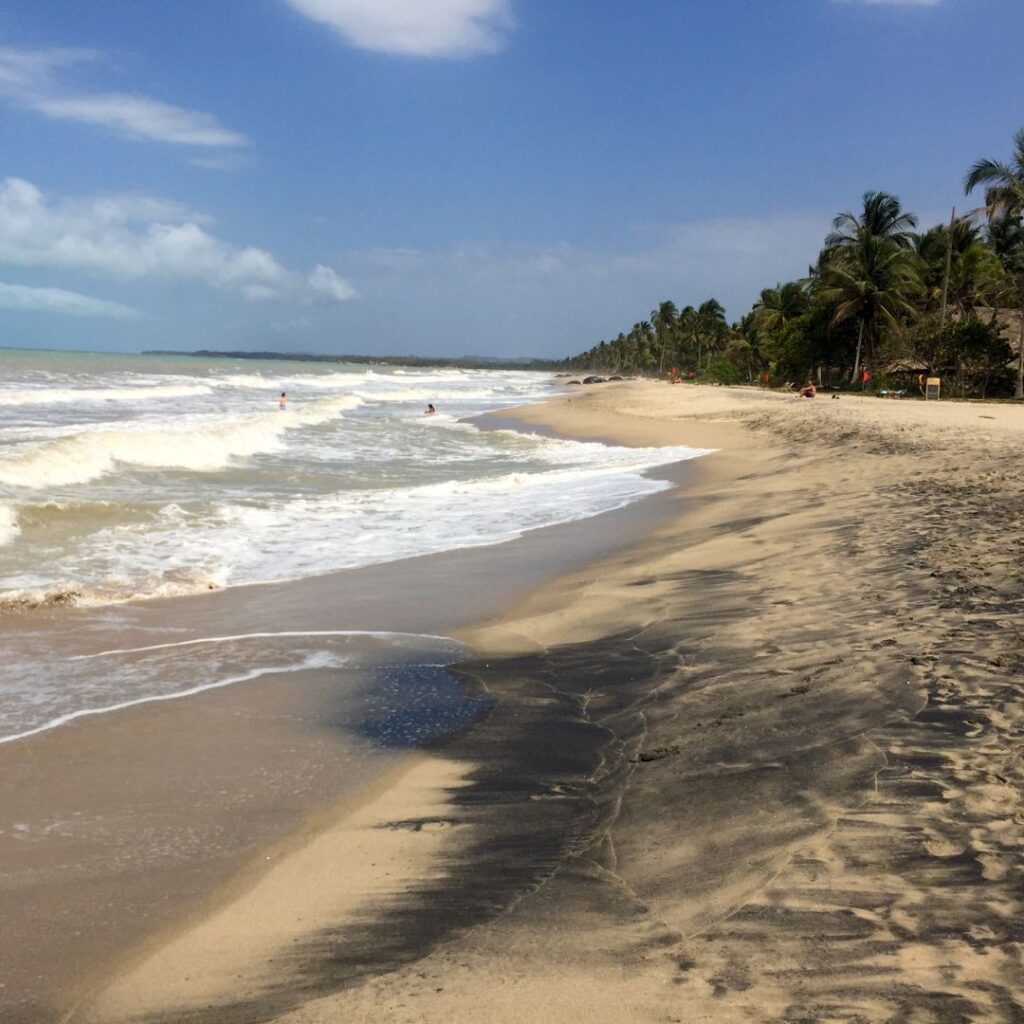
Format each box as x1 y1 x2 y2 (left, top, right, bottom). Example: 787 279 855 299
0 349 711 739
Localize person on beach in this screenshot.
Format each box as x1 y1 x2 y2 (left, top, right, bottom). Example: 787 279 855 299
797 379 817 399
425 403 436 415
279 392 287 410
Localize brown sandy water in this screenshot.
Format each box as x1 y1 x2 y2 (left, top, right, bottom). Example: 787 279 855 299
0 443 702 1024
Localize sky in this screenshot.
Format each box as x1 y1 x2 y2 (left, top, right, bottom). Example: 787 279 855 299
0 0 1022 359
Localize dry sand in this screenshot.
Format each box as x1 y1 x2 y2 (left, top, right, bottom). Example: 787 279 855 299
66 382 1024 1021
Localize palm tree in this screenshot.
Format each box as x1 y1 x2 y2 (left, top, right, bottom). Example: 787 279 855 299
965 128 1024 397
915 221 1002 318
826 191 918 251
819 232 922 383
738 310 769 377
651 300 678 375
823 193 921 382
948 242 1003 319
755 281 808 334
697 299 728 369
965 127 1024 217
677 305 699 367
986 209 1024 267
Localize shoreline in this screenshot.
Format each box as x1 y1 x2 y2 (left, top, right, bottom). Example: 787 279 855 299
12 378 1024 1023
1 398 709 1024
262 381 1024 1022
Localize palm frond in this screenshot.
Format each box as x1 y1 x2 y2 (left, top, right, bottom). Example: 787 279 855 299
964 159 1018 196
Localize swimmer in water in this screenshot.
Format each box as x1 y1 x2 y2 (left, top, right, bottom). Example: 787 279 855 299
279 392 287 410
425 403 435 415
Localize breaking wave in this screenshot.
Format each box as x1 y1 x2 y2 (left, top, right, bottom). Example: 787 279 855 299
0 394 363 489
0 504 19 547
0 383 213 405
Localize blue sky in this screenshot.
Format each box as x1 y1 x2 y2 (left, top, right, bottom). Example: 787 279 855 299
0 0 1021 358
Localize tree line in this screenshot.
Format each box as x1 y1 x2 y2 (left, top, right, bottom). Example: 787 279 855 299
563 126 1024 399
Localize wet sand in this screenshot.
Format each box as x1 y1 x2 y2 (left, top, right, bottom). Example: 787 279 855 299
0 436 700 1023
274 382 1023 1023
11 380 1024 1023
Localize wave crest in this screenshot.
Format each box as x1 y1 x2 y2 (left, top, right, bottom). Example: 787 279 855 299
0 504 20 546
0 394 362 489
0 383 213 405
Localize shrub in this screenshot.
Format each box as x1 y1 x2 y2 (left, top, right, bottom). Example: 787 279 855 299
704 357 744 385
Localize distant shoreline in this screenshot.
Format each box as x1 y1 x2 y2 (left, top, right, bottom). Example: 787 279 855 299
142 348 562 371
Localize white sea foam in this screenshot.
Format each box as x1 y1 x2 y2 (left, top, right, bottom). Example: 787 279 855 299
0 504 19 546
362 386 498 403
0 649 352 746
0 383 213 405
215 371 370 390
0 440 709 607
0 354 716 744
0 394 363 488
0 629 466 743
75 629 457 660
211 372 518 406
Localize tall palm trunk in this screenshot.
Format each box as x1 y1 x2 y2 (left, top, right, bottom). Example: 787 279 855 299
1016 292 1024 400
850 319 865 385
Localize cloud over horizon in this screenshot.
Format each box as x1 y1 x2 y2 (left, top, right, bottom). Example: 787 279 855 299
283 0 513 57
328 211 833 356
0 45 246 146
0 281 138 319
0 177 358 307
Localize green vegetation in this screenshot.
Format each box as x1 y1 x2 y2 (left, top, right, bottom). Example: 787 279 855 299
148 350 561 372
564 127 1024 399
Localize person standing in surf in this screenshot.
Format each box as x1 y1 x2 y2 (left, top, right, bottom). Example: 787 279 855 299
279 392 287 410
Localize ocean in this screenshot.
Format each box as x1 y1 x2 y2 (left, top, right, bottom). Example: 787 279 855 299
0 349 711 741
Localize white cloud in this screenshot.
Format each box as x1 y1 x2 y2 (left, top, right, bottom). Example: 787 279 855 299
0 281 138 319
283 0 513 57
0 177 358 305
0 45 245 146
308 263 360 301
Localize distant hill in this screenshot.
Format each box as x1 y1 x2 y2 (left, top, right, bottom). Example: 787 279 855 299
144 350 563 371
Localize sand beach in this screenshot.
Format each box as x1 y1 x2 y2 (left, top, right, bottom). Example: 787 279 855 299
7 3 1024 1021
6 379 1024 1023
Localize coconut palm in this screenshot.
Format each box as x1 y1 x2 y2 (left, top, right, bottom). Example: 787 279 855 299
981 213 1024 396
677 305 699 366
948 242 1003 319
819 232 922 383
651 300 678 374
826 191 918 251
915 221 1002 318
986 210 1024 269
698 299 727 330
965 128 1024 219
755 281 809 334
697 299 728 369
821 192 921 381
965 128 1024 396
